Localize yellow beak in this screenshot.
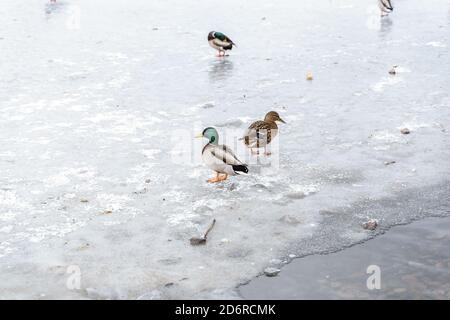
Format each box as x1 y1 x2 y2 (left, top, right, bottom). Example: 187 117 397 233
195 133 203 138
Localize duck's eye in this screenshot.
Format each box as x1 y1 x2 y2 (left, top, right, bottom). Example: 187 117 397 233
210 136 215 143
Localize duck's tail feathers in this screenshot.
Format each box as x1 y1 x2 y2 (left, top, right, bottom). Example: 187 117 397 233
232 165 248 174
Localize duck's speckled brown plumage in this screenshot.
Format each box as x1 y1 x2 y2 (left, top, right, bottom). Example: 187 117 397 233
244 121 278 147
243 111 285 149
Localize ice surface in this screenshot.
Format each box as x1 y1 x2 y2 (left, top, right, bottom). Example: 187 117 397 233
0 0 449 299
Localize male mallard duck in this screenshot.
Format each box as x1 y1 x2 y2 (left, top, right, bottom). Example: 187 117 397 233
378 0 393 16
197 127 248 183
208 31 236 57
242 111 286 155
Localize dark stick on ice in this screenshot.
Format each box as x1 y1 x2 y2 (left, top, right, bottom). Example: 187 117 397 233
190 219 216 246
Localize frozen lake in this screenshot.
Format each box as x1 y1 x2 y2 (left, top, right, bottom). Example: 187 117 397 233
0 0 449 299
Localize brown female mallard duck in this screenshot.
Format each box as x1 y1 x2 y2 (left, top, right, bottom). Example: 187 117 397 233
242 111 286 155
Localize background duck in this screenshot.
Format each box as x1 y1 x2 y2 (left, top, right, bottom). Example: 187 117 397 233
378 0 393 16
242 111 286 155
197 127 248 183
207 31 236 56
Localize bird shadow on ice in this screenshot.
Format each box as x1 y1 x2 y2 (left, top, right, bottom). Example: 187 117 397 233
379 17 393 38
208 59 234 82
44 1 67 19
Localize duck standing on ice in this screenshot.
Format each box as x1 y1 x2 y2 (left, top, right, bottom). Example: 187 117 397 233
242 111 286 156
197 127 248 183
207 31 236 57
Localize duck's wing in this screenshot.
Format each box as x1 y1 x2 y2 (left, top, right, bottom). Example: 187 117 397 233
380 0 393 10
243 121 275 145
222 145 246 164
244 121 268 139
210 144 244 166
212 32 235 48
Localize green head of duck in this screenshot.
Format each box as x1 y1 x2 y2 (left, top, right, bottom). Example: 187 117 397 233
214 32 226 41
201 127 219 145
